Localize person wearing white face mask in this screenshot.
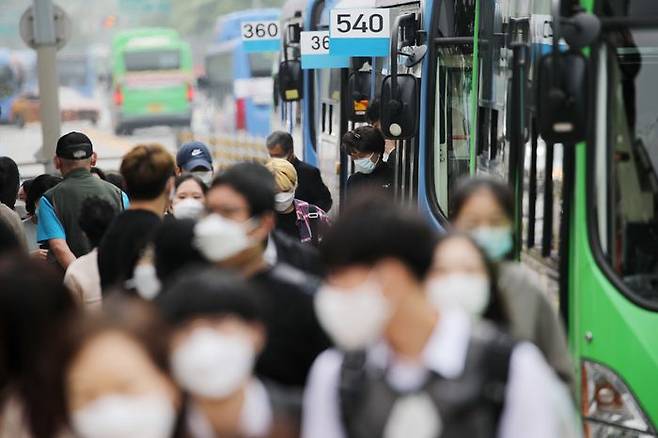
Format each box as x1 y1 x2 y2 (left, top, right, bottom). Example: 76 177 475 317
51 297 183 438
265 158 330 247
159 269 300 438
197 163 330 388
171 174 207 220
302 197 581 438
425 233 509 323
452 177 574 387
342 126 394 198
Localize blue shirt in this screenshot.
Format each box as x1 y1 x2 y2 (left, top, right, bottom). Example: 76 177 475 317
36 192 129 243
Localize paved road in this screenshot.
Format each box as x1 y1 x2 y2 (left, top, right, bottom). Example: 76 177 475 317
0 119 179 179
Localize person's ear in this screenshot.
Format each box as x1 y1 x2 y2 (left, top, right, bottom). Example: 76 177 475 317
260 212 275 235
90 152 97 166
251 212 275 242
248 322 267 355
166 176 175 196
54 156 62 171
175 166 182 176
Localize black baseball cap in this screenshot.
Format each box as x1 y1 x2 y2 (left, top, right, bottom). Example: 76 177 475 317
56 132 93 160
176 141 213 172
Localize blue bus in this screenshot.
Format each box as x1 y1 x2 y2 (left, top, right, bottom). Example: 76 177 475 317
0 49 21 124
275 0 307 159
204 8 280 140
299 0 348 208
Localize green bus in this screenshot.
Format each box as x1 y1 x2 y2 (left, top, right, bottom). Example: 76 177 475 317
378 0 658 435
110 28 193 135
290 0 658 433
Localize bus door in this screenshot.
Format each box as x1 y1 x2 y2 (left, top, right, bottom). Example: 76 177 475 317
380 2 422 206
279 7 305 158
429 0 476 215
306 0 348 213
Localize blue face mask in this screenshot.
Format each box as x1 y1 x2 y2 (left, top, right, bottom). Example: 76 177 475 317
354 154 377 174
470 226 513 260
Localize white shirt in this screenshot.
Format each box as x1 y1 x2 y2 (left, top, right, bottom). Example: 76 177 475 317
301 311 581 438
264 235 278 267
187 378 273 438
63 248 102 310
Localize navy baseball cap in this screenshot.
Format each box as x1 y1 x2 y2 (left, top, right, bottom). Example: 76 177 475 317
56 132 93 160
176 141 213 171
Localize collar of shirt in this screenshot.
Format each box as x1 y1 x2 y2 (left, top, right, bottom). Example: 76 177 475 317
366 310 472 391
264 235 278 267
64 167 92 179
187 379 273 438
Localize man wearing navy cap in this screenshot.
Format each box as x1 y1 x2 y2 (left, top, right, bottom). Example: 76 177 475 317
37 132 129 269
176 141 214 185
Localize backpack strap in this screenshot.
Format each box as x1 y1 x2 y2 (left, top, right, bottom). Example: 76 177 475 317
479 329 515 425
307 204 320 246
338 351 368 435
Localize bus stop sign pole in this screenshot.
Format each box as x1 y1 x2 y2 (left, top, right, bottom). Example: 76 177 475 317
20 1 70 173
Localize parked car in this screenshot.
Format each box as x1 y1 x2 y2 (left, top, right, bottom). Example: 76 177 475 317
11 87 100 128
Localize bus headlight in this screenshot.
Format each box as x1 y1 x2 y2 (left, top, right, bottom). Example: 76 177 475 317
581 360 656 436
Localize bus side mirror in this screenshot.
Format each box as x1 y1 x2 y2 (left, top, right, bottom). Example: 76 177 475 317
347 71 371 122
380 74 419 140
536 51 588 144
278 60 303 102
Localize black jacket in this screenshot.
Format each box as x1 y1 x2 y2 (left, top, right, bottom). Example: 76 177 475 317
271 230 325 277
345 160 394 198
250 264 331 387
291 157 333 212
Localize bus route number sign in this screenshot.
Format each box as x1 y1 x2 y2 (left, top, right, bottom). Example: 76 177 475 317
330 8 390 57
300 31 350 69
241 21 280 53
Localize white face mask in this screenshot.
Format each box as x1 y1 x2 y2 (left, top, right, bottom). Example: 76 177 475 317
173 198 205 220
127 264 162 301
354 153 377 174
314 276 391 351
172 327 255 399
426 273 490 317
274 191 295 213
192 171 213 186
194 214 253 262
72 393 176 438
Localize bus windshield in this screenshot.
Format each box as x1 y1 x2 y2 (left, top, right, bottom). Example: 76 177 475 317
249 52 275 78
124 50 180 72
58 59 87 87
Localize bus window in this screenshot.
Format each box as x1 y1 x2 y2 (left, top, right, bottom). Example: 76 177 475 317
124 50 181 71
595 28 658 304
248 53 275 78
58 59 87 87
432 51 473 216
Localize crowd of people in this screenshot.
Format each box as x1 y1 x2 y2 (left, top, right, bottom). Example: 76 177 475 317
0 128 582 438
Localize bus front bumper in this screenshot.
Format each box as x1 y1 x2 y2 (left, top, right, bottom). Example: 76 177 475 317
115 112 192 130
